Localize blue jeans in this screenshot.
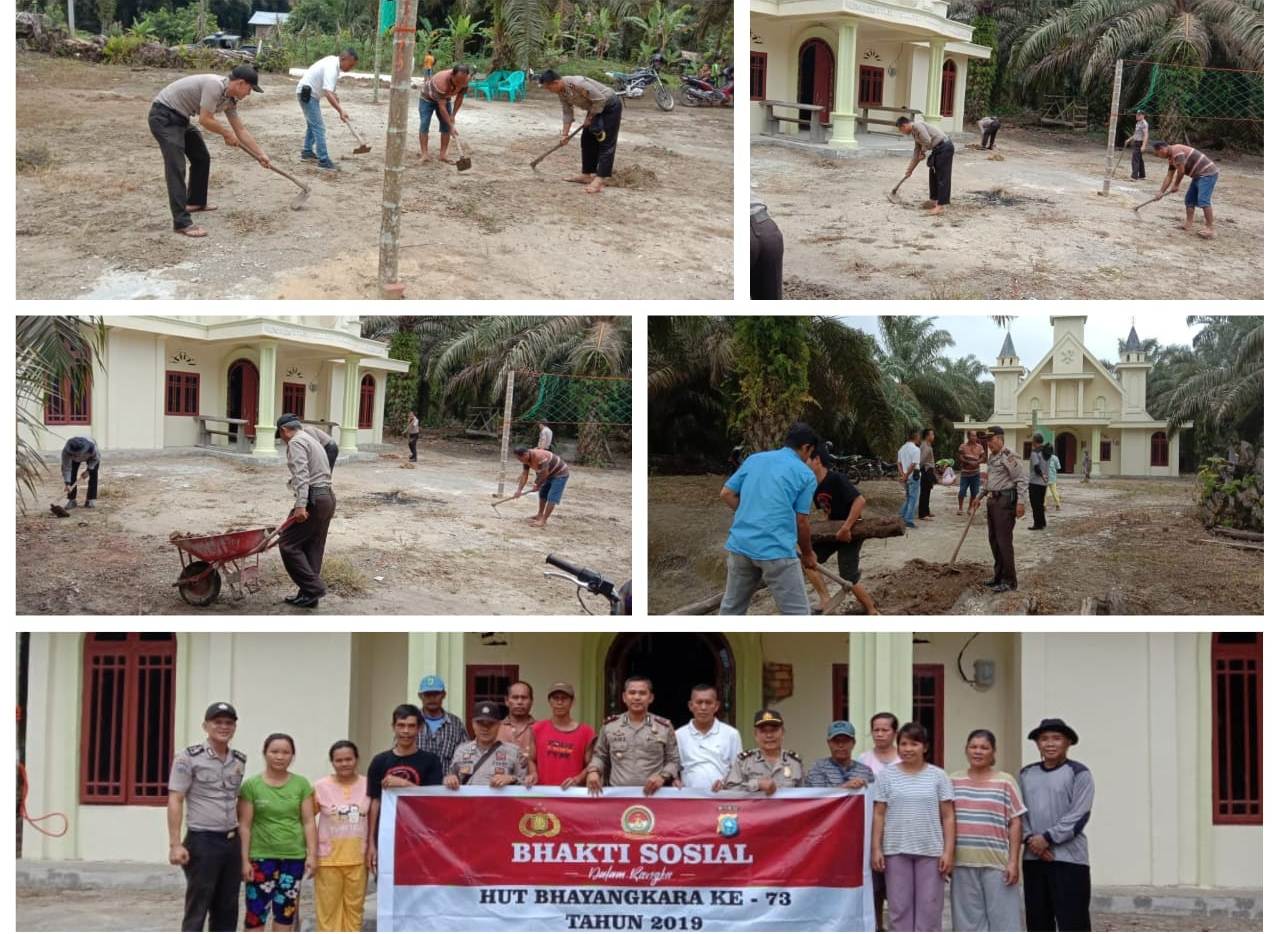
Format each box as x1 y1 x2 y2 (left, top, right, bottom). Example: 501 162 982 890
957 474 981 505
900 475 920 525
719 551 810 615
299 94 330 164
1185 173 1217 208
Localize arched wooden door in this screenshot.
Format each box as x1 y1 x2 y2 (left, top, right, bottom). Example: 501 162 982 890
798 38 835 126
1055 432 1077 474
604 633 736 728
940 59 957 117
226 359 259 440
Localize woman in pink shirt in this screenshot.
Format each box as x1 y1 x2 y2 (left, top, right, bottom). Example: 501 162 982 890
312 741 370 932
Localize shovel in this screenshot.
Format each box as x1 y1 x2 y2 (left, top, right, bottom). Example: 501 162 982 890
451 130 471 172
344 119 371 154
886 173 911 204
530 126 583 172
950 501 982 566
245 148 310 210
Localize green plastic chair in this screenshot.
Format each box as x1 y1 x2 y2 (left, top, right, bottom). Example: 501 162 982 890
496 70 526 102
468 71 507 102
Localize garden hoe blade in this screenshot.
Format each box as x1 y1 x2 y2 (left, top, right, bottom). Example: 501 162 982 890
450 131 471 172
887 175 910 204
345 120 372 154
490 491 525 515
248 149 310 211
1133 195 1162 215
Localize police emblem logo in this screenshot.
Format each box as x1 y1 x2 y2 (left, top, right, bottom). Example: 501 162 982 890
621 805 656 838
518 809 562 838
716 806 740 838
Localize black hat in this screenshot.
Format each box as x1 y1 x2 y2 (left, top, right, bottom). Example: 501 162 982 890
276 413 302 431
230 63 263 93
988 425 1005 436
1027 717 1078 745
753 708 785 728
472 701 501 722
204 701 238 721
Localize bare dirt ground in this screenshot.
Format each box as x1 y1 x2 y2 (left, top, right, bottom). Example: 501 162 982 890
649 473 1263 615
16 437 630 615
751 127 1264 300
15 51 732 299
15 886 1261 931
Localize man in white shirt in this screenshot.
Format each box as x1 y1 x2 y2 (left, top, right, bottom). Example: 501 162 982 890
675 684 742 791
537 420 553 450
297 48 358 171
896 428 922 529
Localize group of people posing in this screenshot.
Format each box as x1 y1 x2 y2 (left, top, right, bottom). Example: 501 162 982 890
170 679 1094 933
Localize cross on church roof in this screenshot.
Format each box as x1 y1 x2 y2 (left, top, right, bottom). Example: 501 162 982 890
1123 324 1142 352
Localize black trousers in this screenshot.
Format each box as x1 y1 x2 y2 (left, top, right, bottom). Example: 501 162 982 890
986 493 1017 587
1029 483 1048 529
1024 859 1092 931
279 490 336 599
409 434 419 460
582 98 622 178
981 123 1000 149
750 213 784 299
148 102 210 231
927 140 954 206
181 830 241 932
67 465 99 503
324 441 339 472
1131 144 1146 179
918 466 936 517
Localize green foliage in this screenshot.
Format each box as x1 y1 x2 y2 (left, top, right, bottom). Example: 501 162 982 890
102 32 149 62
1196 444 1263 532
96 0 118 32
729 317 811 454
286 0 340 35
383 331 421 438
178 44 222 69
624 0 690 61
965 15 997 120
252 43 290 72
132 5 207 45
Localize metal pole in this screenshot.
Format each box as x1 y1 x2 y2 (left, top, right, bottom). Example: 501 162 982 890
376 0 419 298
1102 58 1123 196
67 0 75 34
496 369 515 496
372 0 382 104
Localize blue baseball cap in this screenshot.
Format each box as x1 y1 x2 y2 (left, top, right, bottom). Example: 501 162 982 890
827 720 856 739
418 675 446 693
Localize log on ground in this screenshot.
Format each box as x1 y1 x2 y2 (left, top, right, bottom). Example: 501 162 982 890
810 516 906 545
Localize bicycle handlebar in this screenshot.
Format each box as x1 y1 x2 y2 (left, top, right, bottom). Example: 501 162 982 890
546 554 615 600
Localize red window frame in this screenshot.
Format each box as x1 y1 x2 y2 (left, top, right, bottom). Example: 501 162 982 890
358 374 375 430
832 663 850 721
45 370 92 426
282 382 306 421
912 664 945 767
465 664 519 739
1150 431 1169 467
858 66 884 107
1212 634 1262 825
164 371 200 417
940 60 957 118
1100 440 1112 462
750 52 767 102
80 633 176 805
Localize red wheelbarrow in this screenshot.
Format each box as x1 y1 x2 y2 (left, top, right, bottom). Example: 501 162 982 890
170 515 296 606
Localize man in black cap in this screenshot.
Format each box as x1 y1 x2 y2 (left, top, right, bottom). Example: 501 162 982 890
975 426 1027 593
167 702 246 932
1020 718 1095 932
722 709 805 793
149 64 271 238
444 702 529 789
60 436 101 509
276 413 335 608
539 69 622 195
277 413 338 472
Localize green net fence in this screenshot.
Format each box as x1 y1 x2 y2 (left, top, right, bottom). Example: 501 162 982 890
516 372 632 427
1122 60 1263 144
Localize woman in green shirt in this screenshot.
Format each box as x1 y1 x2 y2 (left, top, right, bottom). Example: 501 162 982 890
238 733 317 931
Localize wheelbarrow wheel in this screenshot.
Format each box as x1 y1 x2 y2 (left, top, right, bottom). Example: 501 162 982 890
178 561 222 607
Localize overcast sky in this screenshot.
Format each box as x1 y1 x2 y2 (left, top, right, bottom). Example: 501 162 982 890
839 314 1208 369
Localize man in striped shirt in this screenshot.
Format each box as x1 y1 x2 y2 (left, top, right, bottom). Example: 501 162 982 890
1152 140 1220 239
513 446 570 527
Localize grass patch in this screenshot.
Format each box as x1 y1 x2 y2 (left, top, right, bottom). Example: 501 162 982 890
17 142 52 174
323 556 368 595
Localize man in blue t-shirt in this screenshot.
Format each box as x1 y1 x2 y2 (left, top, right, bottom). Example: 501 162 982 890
718 422 820 615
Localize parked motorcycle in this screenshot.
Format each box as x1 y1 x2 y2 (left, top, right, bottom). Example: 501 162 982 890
679 74 732 107
605 62 675 111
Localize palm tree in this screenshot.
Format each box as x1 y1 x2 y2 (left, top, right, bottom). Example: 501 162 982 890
16 316 106 505
802 317 896 455
1015 0 1264 90
446 11 485 60
728 317 810 454
1158 316 1262 446
648 316 735 461
582 6 617 59
875 316 967 437
625 1 691 60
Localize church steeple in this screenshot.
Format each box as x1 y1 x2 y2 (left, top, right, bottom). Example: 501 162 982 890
1122 323 1146 363
991 330 1023 418
998 332 1016 361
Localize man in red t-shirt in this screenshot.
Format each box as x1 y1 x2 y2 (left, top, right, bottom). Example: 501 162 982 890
531 682 596 789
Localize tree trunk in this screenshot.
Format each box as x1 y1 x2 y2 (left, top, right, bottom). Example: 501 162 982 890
809 516 906 545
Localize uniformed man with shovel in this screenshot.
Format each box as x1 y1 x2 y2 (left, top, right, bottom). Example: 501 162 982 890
975 426 1027 593
895 115 954 215
539 69 622 194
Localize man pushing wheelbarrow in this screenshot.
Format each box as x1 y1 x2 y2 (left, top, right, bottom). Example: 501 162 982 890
276 413 336 608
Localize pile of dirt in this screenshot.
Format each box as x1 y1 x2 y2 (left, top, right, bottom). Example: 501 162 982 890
783 277 857 299
864 559 989 614
612 165 658 189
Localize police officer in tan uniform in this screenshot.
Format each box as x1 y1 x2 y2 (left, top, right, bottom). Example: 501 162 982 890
975 425 1028 593
586 675 680 795
167 702 247 932
444 702 528 789
723 709 805 794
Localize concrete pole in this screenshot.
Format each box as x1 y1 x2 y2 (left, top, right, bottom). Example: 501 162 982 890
1102 59 1124 196
251 342 278 456
67 0 75 34
496 369 515 496
340 356 362 453
925 39 946 123
828 19 860 150
197 0 207 42
372 0 382 104
376 0 420 299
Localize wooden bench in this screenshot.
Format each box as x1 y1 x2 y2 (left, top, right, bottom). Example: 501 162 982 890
194 416 252 453
763 100 828 144
857 105 921 131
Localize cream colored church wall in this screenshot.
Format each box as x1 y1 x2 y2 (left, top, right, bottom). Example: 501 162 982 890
761 631 850 760
914 632 1020 773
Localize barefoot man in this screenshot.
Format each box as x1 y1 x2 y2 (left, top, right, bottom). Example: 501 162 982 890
896 114 954 216
539 69 622 195
418 63 473 165
804 447 878 615
148 64 270 238
512 446 570 528
1151 140 1220 239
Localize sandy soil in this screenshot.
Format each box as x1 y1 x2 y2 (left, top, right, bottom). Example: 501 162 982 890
16 437 630 616
649 473 1263 615
752 126 1264 300
15 51 732 299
